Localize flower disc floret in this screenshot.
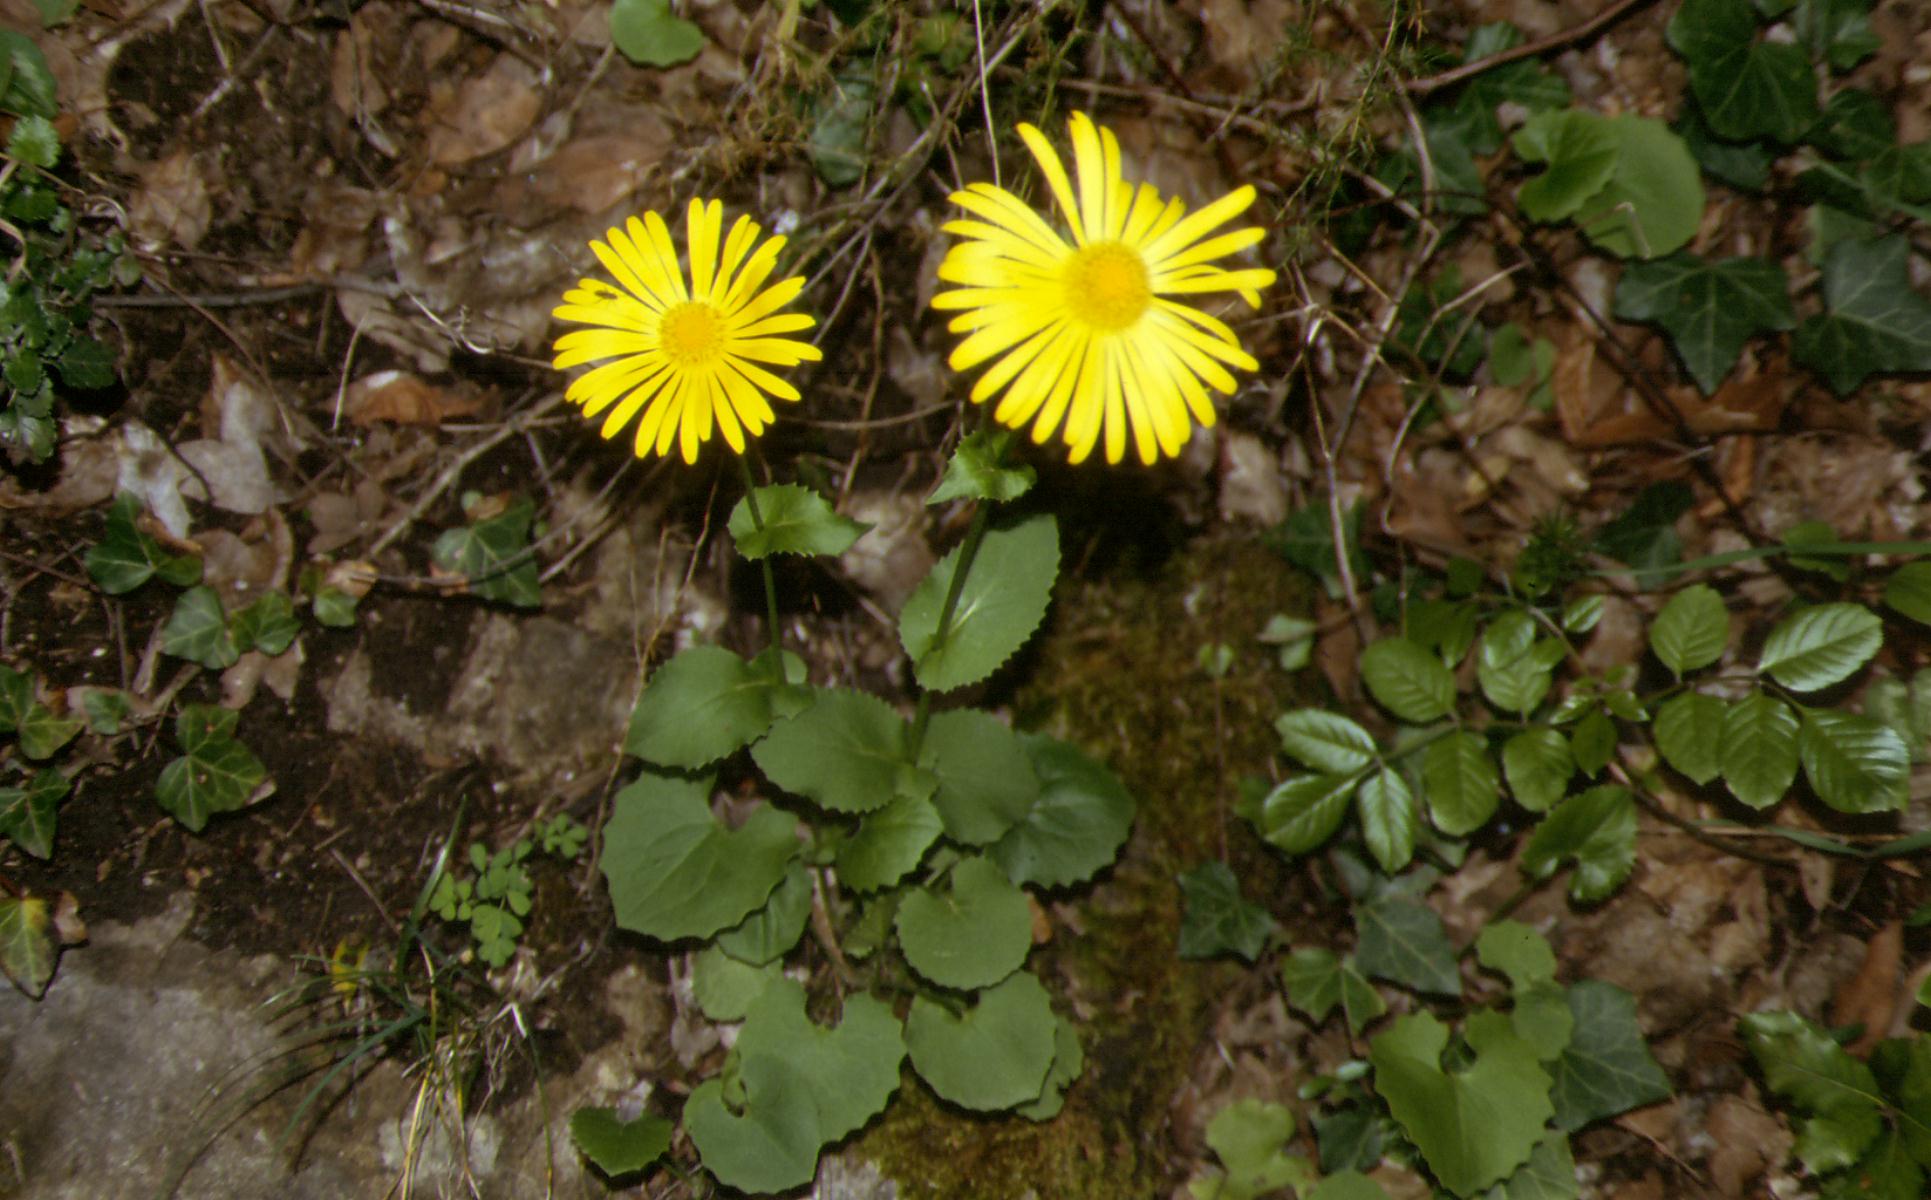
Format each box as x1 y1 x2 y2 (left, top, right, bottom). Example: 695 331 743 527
931 111 1277 465
552 198 822 464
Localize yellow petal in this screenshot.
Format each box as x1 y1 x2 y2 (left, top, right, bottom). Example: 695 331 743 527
687 198 722 301
1016 122 1086 246
1141 185 1258 263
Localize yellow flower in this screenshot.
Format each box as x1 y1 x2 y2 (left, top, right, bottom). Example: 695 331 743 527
932 112 1277 465
553 199 823 464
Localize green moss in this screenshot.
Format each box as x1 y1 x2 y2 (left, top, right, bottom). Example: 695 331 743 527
854 532 1318 1198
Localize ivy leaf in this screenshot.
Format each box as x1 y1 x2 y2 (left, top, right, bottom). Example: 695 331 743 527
1654 692 1725 785
1613 253 1794 394
13 699 80 762
1594 481 1692 581
431 496 540 607
1884 562 1931 626
1422 731 1499 837
1476 611 1559 716
1356 891 1462 998
1520 785 1637 902
1193 1099 1315 1200
897 856 1033 990
1357 768 1419 874
928 430 1035 504
1758 602 1884 692
899 513 1057 692
626 645 797 768
154 704 267 832
607 0 704 67
729 484 869 560
160 586 239 669
988 734 1133 888
753 688 914 815
1549 980 1672 1130
1647 584 1731 676
1369 1011 1553 1197
1668 0 1819 143
568 1107 672 1178
1177 861 1277 963
1793 236 1931 395
598 768 798 942
809 69 875 188
1799 708 1910 814
1281 947 1387 1035
1359 638 1457 723
0 767 67 858
1793 0 1880 72
905 970 1057 1111
1487 1133 1578 1200
1253 773 1357 856
918 708 1037 845
836 791 944 893
0 894 56 998
1676 100 1777 191
1721 693 1800 809
1502 729 1574 814
229 590 300 656
717 860 813 965
1275 708 1378 774
1741 1010 1885 1173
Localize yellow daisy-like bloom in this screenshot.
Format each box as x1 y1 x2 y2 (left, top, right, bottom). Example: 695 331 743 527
552 198 823 464
932 112 1277 465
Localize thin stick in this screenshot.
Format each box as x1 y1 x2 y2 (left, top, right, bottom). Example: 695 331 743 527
1405 0 1659 97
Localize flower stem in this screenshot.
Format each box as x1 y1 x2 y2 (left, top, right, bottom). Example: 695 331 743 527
733 454 783 658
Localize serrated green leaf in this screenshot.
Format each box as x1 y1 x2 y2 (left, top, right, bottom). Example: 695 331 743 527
1654 691 1725 785
1177 861 1276 963
1356 891 1462 997
1502 729 1573 814
0 767 66 858
1549 980 1671 1130
988 734 1133 888
1648 584 1731 676
154 704 266 831
1307 1172 1394 1200
753 688 913 815
1275 708 1378 774
56 336 115 390
691 944 783 1021
729 484 868 560
568 1106 672 1177
1613 254 1794 393
0 32 57 119
430 497 539 607
1669 0 1819 143
897 856 1033 990
1721 692 1800 809
7 113 57 168
229 590 299 656
1884 562 1931 626
837 790 943 892
1370 1011 1553 1197
1357 768 1418 874
718 860 812 965
1759 602 1882 691
1520 784 1636 902
1015 1014 1085 1121
607 0 703 67
1741 1009 1885 1173
626 645 794 768
1478 611 1557 716
599 768 798 941
161 586 238 669
1359 638 1457 724
1799 708 1910 813
905 970 1056 1111
1253 773 1357 856
899 512 1057 693
1423 731 1499 836
919 708 1037 845
1794 236 1931 395
928 430 1035 504
1516 111 1703 259
0 895 55 998
1476 921 1558 993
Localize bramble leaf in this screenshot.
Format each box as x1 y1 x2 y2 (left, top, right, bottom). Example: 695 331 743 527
1799 708 1909 814
1502 729 1574 814
1721 693 1800 809
1357 768 1419 874
1422 731 1499 836
1654 692 1725 785
1648 584 1731 676
1359 638 1456 724
1759 602 1882 691
1275 708 1377 774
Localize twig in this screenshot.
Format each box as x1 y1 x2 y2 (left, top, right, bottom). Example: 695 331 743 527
1404 0 1660 97
366 395 564 558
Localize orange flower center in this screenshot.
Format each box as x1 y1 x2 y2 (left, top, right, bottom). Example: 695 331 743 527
1062 241 1152 332
658 301 726 367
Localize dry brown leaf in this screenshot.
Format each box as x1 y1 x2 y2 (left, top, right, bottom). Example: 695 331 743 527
1705 1093 1788 1196
524 128 674 215
1831 921 1903 1056
344 370 482 427
127 149 212 251
306 480 390 557
1552 324 1788 447
1797 852 1836 913
424 53 542 166
1218 431 1287 526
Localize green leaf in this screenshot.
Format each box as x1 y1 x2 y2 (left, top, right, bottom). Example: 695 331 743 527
1307 1173 1394 1200
1568 707 1616 777
684 978 903 1193
14 700 79 761
919 708 1038 845
568 1107 672 1177
1654 692 1725 785
897 856 1033 990
1741 1009 1885 1173
0 31 57 119
1594 481 1692 580
837 791 944 892
154 704 267 832
1799 708 1910 814
607 0 704 67
56 336 115 390
1613 253 1794 393
899 512 1058 693
809 70 875 187
1280 947 1387 1035
598 768 798 941
905 970 1056 1111
0 767 66 858
1514 111 1704 258
1422 732 1499 837
1476 920 1558 992
1721 693 1800 809
1253 773 1357 856
1884 562 1931 626
1477 612 1558 716
753 688 913 815
1369 1011 1553 1197
1487 1132 1578 1200
0 664 26 732
85 494 199 594
229 590 299 656
1677 100 1778 191
1519 785 1636 902
1502 729 1574 814
691 944 782 1021
929 430 1035 504
717 860 812 965
626 645 793 768
1357 768 1419 874
1356 891 1462 997
311 586 361 628
0 895 56 998
1195 1099 1315 1200
1793 0 1880 71
430 496 540 607
1359 638 1457 723
1548 980 1671 1130
1016 1015 1085 1121
1514 109 1619 222
6 113 57 168
1668 0 1819 143
1648 584 1731 676
1793 236 1931 395
1267 500 1367 591
988 734 1134 888
1275 708 1378 774
160 586 238 669
729 484 868 560
1759 602 1882 691
1177 861 1276 962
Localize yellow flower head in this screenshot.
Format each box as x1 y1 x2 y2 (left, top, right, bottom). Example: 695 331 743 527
553 199 823 464
932 112 1277 465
